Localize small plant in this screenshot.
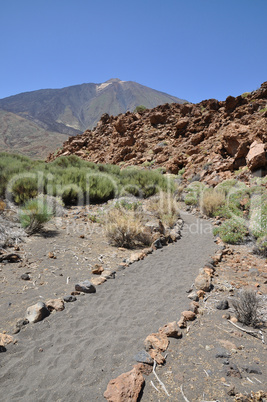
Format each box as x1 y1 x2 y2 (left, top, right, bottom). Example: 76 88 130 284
259 107 267 113
114 199 141 211
19 198 53 234
241 92 250 98
147 192 180 228
201 189 226 217
254 236 267 257
178 168 185 176
133 105 147 113
213 218 247 244
232 290 260 327
105 209 151 248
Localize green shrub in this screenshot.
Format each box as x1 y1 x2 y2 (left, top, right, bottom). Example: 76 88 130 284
11 176 39 204
254 236 267 257
184 182 205 206
19 198 53 234
0 154 175 205
133 105 147 113
213 218 247 244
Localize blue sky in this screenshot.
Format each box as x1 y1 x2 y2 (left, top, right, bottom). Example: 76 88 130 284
0 0 266 102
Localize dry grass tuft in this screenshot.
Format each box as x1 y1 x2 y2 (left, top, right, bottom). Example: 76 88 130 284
104 209 152 249
201 189 226 217
232 290 260 327
147 192 180 228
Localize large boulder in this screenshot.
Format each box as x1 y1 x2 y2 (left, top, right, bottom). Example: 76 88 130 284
104 366 144 402
246 141 267 171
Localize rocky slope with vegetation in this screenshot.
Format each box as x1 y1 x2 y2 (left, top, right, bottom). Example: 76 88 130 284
48 82 267 185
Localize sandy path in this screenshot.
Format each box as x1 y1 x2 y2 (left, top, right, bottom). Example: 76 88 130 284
0 212 217 401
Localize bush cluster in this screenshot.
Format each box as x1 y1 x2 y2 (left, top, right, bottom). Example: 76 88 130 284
0 153 174 206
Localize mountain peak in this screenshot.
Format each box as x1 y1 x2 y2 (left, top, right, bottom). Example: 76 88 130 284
105 78 122 84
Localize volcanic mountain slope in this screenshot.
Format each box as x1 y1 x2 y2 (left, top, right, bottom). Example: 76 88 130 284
0 78 185 136
0 110 69 159
48 82 267 185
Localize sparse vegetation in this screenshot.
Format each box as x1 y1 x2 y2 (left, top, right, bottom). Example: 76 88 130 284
201 189 226 217
213 218 248 244
133 105 147 113
232 290 260 327
19 198 53 234
104 208 151 248
147 192 180 228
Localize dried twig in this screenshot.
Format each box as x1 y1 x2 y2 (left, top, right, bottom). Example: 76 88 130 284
227 319 264 342
152 360 170 397
246 377 254 383
150 380 159 392
253 377 262 384
203 369 209 377
180 385 190 402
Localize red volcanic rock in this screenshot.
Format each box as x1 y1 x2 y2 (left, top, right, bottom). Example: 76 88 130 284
104 366 144 402
246 141 267 171
47 82 267 184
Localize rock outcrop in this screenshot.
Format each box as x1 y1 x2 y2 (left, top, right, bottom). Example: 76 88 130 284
47 82 267 184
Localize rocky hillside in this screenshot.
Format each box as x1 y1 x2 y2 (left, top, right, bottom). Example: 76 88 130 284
0 110 69 159
48 82 267 185
0 79 185 158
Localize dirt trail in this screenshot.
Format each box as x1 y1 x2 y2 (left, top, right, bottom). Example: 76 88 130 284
0 212 217 401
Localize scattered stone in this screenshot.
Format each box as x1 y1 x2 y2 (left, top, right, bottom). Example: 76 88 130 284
144 332 169 352
216 299 229 310
225 363 242 378
242 365 262 375
71 291 81 296
222 313 231 320
104 366 144 402
182 311 196 321
25 301 50 323
195 272 211 292
133 363 153 376
64 295 77 303
46 299 65 312
230 316 238 323
21 273 30 281
177 316 187 328
75 280 96 293
92 264 104 275
117 263 128 271
0 333 14 347
0 253 21 263
187 291 199 301
90 276 106 286
159 321 182 338
133 350 154 365
196 290 205 299
189 301 199 314
101 270 116 279
153 238 163 249
48 251 56 259
16 319 29 329
148 349 166 365
215 348 231 358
